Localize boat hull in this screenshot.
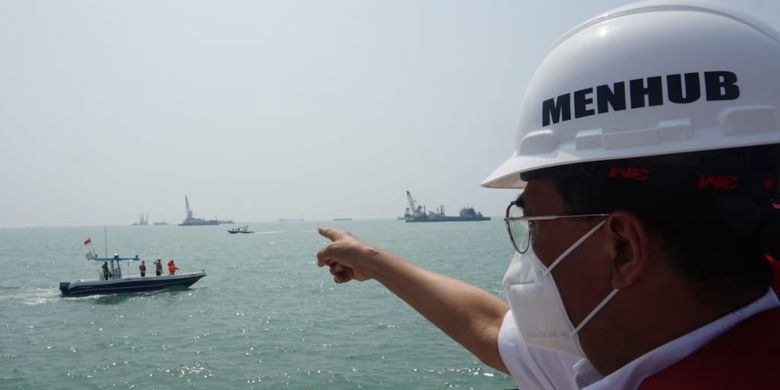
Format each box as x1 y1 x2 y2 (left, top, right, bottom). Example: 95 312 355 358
179 220 219 226
405 216 491 222
60 272 206 297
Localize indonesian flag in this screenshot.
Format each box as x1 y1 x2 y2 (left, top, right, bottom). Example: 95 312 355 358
84 238 92 246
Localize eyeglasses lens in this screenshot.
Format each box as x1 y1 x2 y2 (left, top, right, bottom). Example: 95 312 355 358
507 203 530 253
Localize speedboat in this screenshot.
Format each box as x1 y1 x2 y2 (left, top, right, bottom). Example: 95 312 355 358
227 225 253 234
60 254 206 297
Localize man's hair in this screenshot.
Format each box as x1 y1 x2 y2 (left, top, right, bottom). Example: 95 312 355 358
523 145 780 309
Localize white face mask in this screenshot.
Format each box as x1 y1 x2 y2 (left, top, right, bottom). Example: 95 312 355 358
503 220 618 358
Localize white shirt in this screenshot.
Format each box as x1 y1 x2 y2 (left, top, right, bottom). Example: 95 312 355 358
498 289 780 390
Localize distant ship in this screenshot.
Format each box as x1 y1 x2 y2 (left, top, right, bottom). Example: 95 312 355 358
332 218 352 221
179 196 233 226
402 190 490 223
131 213 149 226
153 221 169 226
227 225 254 234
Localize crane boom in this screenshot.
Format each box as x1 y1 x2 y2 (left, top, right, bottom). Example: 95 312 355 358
406 191 418 216
185 196 192 219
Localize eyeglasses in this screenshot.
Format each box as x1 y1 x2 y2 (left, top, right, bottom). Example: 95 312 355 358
504 200 609 254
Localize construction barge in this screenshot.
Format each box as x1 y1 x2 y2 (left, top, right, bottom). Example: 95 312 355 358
401 191 490 223
179 196 233 226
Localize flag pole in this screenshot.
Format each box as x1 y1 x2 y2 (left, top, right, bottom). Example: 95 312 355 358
84 237 97 261
89 236 97 257
104 225 108 258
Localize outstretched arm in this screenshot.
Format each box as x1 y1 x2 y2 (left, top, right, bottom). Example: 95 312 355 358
316 227 509 373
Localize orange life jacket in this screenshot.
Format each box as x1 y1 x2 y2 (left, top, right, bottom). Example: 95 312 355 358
168 263 177 273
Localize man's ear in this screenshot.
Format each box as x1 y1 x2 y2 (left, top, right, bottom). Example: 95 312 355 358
605 211 650 289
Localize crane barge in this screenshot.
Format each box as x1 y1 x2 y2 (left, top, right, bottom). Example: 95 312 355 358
401 190 490 222
179 196 233 226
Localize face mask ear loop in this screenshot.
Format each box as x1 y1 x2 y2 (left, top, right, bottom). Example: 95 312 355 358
545 220 607 275
572 288 619 334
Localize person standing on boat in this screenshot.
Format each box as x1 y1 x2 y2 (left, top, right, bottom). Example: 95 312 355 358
155 259 163 276
316 2 780 388
168 260 179 275
139 261 147 277
101 261 111 280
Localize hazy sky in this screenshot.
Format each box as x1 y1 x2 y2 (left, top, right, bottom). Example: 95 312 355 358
2 0 779 228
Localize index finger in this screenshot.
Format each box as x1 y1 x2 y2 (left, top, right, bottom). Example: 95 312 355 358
318 226 346 242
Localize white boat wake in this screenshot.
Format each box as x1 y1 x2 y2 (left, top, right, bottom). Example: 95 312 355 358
0 287 60 305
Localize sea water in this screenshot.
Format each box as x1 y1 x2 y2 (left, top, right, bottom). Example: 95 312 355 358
0 220 516 389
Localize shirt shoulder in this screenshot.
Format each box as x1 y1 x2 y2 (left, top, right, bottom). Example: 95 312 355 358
498 310 581 390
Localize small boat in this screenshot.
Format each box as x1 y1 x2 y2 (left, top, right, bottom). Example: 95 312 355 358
227 225 254 234
60 254 206 297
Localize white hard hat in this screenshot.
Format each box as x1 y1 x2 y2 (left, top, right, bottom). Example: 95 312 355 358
483 0 780 188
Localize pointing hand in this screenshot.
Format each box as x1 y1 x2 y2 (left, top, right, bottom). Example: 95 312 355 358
316 227 382 283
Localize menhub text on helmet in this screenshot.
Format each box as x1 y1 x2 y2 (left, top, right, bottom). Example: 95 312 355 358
541 71 740 127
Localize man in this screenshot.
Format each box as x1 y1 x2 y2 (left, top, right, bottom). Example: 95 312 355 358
139 260 146 277
168 260 179 275
155 259 163 276
101 261 111 280
316 1 780 388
